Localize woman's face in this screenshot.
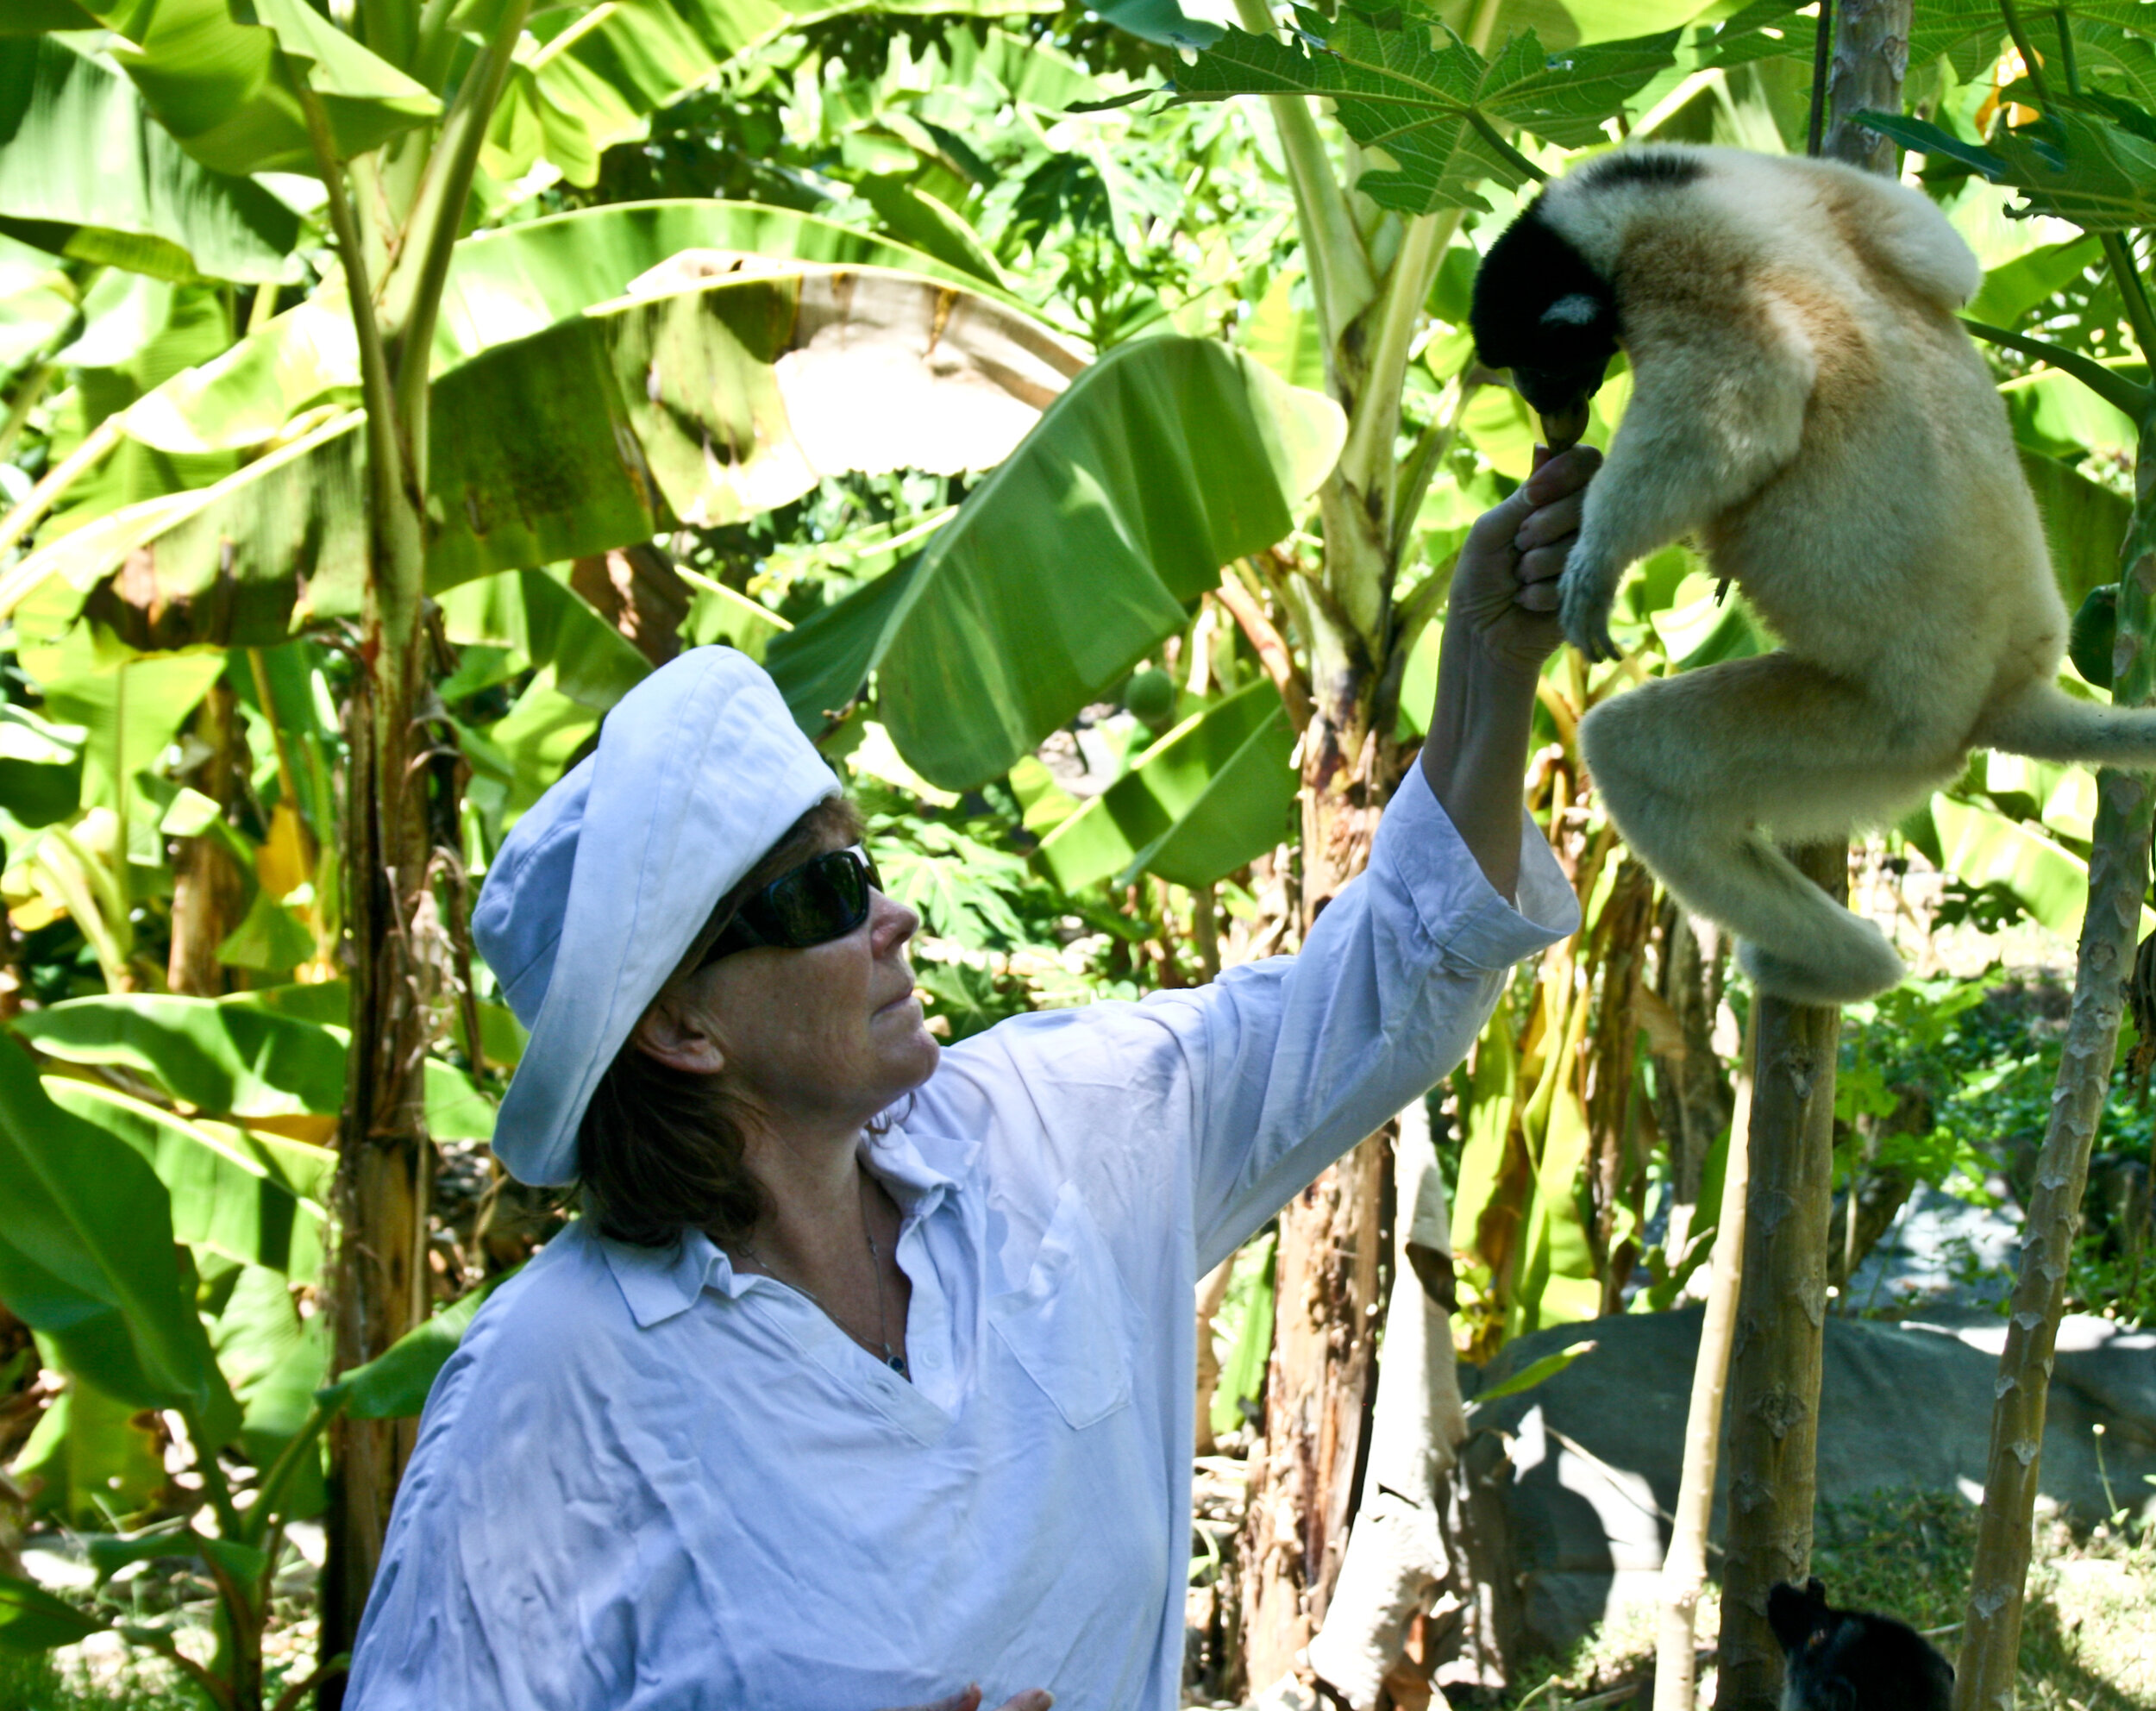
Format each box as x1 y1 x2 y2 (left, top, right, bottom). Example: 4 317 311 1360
633 837 941 1131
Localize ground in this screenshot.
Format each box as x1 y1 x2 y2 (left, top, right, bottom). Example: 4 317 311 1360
1487 1487 2156 1711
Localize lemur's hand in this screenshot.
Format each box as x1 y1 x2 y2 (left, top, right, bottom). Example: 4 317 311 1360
1557 544 1620 664
1449 444 1601 676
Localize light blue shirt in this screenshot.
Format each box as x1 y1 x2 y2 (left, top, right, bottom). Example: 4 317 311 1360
346 768 1577 1711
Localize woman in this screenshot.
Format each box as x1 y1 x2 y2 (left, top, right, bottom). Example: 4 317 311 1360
344 446 1597 1711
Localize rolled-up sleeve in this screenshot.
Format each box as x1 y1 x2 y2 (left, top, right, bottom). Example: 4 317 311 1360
1181 765 1576 1267
930 767 1576 1277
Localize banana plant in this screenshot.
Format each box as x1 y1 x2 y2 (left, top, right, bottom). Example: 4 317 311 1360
0 1018 500 1710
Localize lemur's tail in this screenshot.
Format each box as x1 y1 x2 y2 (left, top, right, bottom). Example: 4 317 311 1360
1977 681 2156 769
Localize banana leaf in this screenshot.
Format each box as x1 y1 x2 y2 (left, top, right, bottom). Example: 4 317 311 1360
0 35 301 284
771 336 1342 791
1036 679 1295 891
10 266 1082 649
0 1573 106 1651
1932 791 2156 940
67 0 438 180
121 199 1044 464
319 1264 523 1420
0 1038 239 1440
14 993 495 1139
42 1079 329 1280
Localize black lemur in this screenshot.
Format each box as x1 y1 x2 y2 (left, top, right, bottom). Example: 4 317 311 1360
1768 1576 1954 1711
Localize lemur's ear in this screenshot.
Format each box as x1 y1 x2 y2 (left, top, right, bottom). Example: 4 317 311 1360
1805 1577 1828 1605
1539 293 1603 327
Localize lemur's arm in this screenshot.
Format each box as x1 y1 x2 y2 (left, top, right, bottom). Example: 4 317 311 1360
1560 297 1815 661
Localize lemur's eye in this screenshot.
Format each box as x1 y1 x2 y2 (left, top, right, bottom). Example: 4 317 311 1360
1806 1632 1827 1650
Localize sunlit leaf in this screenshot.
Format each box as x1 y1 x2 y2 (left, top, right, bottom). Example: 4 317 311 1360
0 35 300 285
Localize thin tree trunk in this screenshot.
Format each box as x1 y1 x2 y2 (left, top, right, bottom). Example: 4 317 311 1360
1654 1021 1756 1711
1821 0 1913 172
1306 1098 1469 1711
1706 40 1911 1707
1714 844 1842 1711
1954 407 2156 1711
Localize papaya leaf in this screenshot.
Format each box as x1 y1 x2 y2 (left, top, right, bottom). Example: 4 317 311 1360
1174 13 1679 213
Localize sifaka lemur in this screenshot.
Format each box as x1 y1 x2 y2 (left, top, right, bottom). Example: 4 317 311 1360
1470 144 2156 1005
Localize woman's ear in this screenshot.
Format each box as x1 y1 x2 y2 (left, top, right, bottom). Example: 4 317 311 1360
630 987 728 1075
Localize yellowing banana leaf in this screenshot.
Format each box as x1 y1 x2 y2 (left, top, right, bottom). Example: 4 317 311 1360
0 35 301 285
1036 679 1295 891
111 200 1027 471
1932 791 2156 940
0 1039 240 1440
42 1079 329 1280
771 337 1343 792
16 266 1080 649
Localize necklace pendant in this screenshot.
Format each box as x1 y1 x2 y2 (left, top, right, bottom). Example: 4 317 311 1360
887 1352 908 1376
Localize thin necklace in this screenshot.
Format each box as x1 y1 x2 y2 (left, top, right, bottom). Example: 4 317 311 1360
735 1174 908 1380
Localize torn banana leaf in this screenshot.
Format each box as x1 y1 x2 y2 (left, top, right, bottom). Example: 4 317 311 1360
1035 679 1296 892
767 336 1344 792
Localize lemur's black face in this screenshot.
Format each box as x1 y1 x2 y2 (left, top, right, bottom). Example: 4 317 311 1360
1470 197 1618 450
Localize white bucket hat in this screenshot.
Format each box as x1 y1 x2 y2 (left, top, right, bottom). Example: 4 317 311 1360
473 647 839 1185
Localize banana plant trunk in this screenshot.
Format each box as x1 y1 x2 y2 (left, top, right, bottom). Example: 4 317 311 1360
1953 404 2156 1711
1242 646 1407 1684
321 590 436 1702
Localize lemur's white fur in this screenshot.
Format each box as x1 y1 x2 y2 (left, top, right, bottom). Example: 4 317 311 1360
1532 147 2152 1004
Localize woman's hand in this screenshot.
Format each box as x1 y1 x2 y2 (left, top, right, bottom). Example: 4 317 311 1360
1417 442 1601 899
1444 443 1601 677
883 1687 1052 1711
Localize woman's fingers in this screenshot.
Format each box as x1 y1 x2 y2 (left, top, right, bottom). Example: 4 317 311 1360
881 1687 1051 1711
1514 491 1586 554
884 1689 982 1711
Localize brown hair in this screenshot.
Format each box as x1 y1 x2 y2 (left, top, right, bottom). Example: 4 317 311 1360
575 793 865 1249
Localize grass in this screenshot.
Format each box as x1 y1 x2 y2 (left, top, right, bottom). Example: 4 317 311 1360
0 1651 200 1711
1493 1486 2156 1709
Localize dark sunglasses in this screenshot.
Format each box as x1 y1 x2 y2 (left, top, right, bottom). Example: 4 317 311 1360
695 845 883 969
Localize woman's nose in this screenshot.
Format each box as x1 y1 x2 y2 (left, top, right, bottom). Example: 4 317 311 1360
870 889 919 952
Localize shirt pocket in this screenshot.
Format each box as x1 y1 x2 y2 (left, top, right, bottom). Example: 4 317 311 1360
987 1184 1136 1431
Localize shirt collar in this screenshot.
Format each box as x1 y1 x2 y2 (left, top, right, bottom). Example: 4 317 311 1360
593 1125 975 1330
